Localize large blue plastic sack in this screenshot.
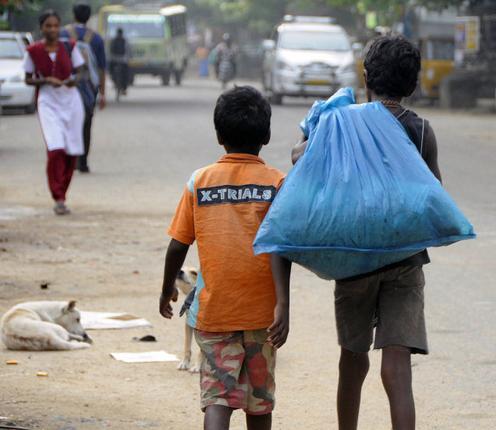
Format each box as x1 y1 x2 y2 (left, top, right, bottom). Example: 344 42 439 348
253 87 475 280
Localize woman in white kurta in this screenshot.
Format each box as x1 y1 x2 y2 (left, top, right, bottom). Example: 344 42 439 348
24 10 85 215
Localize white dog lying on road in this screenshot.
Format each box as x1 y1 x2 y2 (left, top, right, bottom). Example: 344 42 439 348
1 300 92 351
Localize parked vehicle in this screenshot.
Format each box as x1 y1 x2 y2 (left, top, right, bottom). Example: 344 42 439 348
418 37 454 100
98 4 188 86
441 3 496 108
355 9 456 102
407 9 456 100
262 16 357 105
0 31 36 113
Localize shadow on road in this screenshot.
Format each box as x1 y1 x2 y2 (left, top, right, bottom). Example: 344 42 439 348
0 108 34 117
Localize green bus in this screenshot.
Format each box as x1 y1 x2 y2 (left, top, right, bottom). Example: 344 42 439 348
98 4 188 85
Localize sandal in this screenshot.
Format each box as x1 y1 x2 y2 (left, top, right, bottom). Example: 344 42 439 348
53 201 70 215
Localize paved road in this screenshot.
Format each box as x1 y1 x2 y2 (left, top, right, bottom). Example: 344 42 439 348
0 77 495 429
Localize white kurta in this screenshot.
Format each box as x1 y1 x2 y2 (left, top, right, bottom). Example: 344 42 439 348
24 47 85 156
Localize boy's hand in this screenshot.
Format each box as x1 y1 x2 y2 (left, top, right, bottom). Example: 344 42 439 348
267 303 289 349
159 288 178 319
159 239 190 319
99 94 106 110
291 135 308 165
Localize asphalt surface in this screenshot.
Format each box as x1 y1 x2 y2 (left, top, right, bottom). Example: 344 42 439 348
0 76 495 429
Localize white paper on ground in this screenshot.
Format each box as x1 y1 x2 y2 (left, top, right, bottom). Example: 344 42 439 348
81 311 152 330
110 351 179 363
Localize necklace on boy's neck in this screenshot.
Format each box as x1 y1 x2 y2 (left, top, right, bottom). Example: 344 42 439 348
380 99 402 108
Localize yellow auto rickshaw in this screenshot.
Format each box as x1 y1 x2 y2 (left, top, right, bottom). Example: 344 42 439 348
418 37 454 99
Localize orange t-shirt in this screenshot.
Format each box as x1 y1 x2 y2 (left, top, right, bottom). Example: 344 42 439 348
168 153 285 332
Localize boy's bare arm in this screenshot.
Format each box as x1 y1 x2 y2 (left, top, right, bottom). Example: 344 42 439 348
98 69 106 109
159 239 190 319
423 124 442 183
268 254 292 348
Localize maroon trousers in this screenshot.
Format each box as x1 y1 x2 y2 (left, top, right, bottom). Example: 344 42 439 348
46 149 76 202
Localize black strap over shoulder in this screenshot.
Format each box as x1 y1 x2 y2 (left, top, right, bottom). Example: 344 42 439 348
61 40 73 57
66 24 95 43
395 109 427 159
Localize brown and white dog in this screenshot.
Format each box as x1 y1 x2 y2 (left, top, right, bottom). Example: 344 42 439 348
175 267 202 373
0 301 92 351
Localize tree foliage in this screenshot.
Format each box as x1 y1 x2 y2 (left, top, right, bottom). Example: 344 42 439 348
0 0 38 14
4 0 474 39
185 0 467 38
186 0 287 36
5 0 107 32
323 0 466 26
327 0 464 9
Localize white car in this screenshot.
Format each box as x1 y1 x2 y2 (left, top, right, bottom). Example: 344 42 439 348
0 31 36 114
262 16 357 105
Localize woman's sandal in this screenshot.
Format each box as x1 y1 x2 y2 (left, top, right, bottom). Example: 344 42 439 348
53 201 70 215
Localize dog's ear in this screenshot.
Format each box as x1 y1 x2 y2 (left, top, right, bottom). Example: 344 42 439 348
63 300 77 313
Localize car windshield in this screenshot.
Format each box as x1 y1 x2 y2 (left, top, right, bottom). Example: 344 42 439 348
0 39 23 59
106 14 166 39
278 30 350 51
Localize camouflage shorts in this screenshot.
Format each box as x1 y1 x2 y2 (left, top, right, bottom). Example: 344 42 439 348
194 329 276 415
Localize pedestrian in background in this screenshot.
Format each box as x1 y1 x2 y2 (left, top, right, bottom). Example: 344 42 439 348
196 45 209 77
214 33 236 89
24 10 85 215
109 28 130 95
61 2 106 174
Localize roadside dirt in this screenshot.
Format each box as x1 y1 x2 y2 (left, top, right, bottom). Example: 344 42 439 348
0 205 338 430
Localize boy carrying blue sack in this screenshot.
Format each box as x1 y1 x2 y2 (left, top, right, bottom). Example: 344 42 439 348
254 35 474 278
255 36 475 429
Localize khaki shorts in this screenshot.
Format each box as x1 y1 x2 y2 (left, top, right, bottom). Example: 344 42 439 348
335 265 428 354
194 329 276 415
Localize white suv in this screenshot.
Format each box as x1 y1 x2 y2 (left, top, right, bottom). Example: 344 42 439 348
0 31 36 114
262 16 357 105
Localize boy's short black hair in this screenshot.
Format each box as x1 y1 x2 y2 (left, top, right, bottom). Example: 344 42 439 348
73 3 92 24
364 35 421 98
214 86 271 150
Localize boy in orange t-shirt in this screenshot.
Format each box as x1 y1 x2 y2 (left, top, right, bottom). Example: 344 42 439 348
159 86 291 430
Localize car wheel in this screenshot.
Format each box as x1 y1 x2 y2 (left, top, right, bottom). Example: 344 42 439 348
161 70 171 86
269 93 283 105
174 69 182 86
262 71 269 91
25 102 36 114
